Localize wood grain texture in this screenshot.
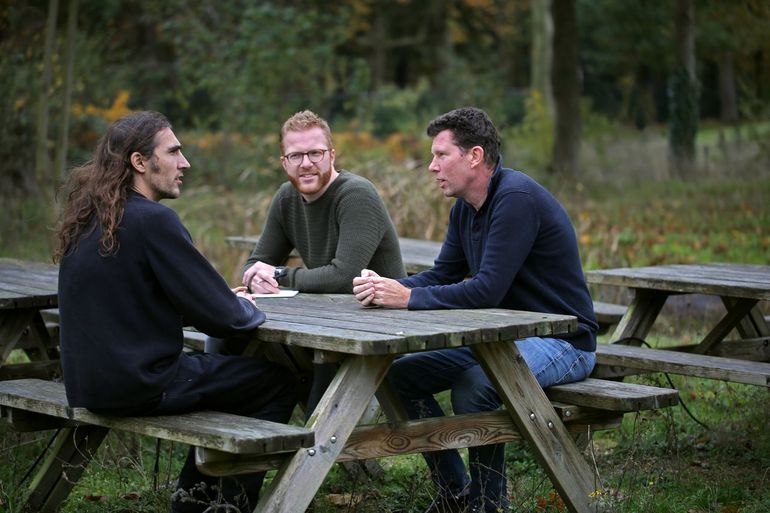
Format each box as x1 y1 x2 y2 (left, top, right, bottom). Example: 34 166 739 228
0 379 314 454
586 264 770 300
594 344 770 386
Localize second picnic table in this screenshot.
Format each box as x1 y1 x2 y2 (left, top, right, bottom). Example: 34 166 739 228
587 263 770 386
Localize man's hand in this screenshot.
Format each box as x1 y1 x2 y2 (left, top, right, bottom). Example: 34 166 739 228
243 262 280 294
352 269 410 308
232 285 257 306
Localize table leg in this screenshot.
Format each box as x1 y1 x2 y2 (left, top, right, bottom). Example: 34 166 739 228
693 298 757 354
25 425 110 513
722 298 769 338
1 310 36 362
473 342 599 513
254 354 394 513
609 289 668 343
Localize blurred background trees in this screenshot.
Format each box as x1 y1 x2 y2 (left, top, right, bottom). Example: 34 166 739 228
1 0 768 263
3 0 769 193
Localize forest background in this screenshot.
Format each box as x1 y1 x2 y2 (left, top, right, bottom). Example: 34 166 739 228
1 1 770 511
2 0 768 275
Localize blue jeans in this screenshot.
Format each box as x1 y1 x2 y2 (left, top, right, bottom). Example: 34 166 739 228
387 337 596 513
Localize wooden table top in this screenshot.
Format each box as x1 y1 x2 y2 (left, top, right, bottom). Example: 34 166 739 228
586 263 770 301
0 258 58 310
226 235 442 275
250 294 576 356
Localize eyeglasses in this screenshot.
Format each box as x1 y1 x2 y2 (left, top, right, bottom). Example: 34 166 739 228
282 149 329 166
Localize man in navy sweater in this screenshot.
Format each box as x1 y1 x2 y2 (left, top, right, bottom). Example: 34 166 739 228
55 111 297 513
352 107 598 513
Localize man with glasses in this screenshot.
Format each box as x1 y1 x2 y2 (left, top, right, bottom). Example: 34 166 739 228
210 110 405 413
241 109 405 294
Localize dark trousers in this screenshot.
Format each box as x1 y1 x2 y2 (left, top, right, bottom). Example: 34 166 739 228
151 351 297 513
205 336 335 423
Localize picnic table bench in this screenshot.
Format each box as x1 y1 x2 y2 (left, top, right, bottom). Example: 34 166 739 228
1 373 678 512
0 378 314 513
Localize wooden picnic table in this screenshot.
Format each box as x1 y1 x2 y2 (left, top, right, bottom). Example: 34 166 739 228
223 293 603 513
586 263 770 385
226 234 628 333
0 258 60 379
0 259 682 512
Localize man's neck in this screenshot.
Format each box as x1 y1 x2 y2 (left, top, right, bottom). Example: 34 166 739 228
465 166 494 210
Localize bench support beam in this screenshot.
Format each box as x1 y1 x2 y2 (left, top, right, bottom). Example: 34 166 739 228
26 425 109 513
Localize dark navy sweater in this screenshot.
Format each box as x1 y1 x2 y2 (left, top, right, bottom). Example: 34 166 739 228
59 192 266 409
401 162 597 352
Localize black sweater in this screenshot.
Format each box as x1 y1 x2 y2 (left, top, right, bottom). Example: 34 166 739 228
59 192 265 409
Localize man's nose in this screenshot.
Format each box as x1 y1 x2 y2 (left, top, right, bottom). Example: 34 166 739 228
300 154 314 167
428 157 439 172
179 153 191 169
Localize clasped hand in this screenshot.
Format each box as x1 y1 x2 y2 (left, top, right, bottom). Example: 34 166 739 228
352 269 410 308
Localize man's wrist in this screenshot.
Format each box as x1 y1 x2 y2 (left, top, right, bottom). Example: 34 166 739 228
273 266 288 279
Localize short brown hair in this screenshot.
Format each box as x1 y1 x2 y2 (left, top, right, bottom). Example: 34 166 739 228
280 110 333 152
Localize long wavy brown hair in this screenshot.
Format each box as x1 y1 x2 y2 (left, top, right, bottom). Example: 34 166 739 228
53 111 171 261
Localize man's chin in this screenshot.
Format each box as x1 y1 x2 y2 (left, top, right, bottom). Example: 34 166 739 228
296 183 321 195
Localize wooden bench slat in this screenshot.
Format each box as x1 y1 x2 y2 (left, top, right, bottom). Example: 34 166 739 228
0 379 314 455
592 301 626 324
546 377 679 411
593 343 770 386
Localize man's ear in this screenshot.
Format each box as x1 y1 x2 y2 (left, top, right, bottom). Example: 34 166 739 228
468 146 485 168
130 152 146 173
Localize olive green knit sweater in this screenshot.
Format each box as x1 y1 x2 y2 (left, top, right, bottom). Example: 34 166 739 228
244 171 406 292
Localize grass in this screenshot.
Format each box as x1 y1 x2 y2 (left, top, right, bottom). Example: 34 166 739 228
1 121 769 512
3 370 767 512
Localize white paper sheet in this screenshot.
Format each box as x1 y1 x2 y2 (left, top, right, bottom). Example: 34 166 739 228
250 290 299 298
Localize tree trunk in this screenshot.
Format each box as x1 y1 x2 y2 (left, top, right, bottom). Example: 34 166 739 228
668 0 698 178
549 0 580 177
718 51 738 123
56 0 78 183
370 12 386 92
531 0 554 116
35 0 59 188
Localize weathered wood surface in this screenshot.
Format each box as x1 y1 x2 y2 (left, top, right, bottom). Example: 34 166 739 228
28 425 109 513
0 258 58 310
247 294 577 355
546 377 679 410
197 411 625 476
586 263 770 300
592 301 626 325
1 260 60 373
593 344 770 386
196 376 678 476
473 339 598 513
256 354 394 513
0 379 314 454
20 290 579 357
228 236 626 331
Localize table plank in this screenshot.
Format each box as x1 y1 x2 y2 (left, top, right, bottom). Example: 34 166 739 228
586 264 770 300
0 259 58 310
249 295 577 355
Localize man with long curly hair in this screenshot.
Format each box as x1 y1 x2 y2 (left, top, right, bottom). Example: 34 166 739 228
54 111 297 513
